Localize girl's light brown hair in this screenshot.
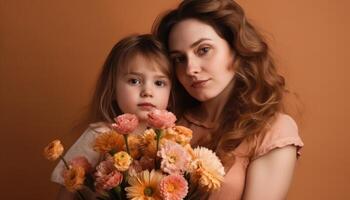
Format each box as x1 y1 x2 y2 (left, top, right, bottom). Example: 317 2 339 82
152 0 287 161
87 34 174 124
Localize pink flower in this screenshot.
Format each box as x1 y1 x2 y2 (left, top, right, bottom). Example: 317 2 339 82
112 113 139 134
160 174 188 200
147 109 176 129
69 156 92 173
158 141 191 175
94 160 123 192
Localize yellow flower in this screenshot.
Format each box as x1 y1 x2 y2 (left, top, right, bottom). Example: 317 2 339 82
190 147 225 191
125 170 164 200
63 165 85 192
114 151 132 171
43 140 64 161
94 131 124 153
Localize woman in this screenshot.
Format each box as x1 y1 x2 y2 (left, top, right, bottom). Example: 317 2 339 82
152 0 304 199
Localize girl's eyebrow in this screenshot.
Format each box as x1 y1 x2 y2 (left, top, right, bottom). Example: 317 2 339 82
169 38 212 55
125 71 169 79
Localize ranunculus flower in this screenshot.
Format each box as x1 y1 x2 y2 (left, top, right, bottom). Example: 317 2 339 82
113 151 133 171
160 174 188 200
95 160 123 192
112 113 139 135
69 156 92 173
63 165 85 192
147 109 177 129
43 140 64 161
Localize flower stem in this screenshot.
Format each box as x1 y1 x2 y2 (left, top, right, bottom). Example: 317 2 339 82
155 129 162 169
59 155 69 169
123 135 130 155
77 191 86 200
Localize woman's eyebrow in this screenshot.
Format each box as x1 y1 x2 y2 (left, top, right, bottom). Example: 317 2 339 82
169 38 211 54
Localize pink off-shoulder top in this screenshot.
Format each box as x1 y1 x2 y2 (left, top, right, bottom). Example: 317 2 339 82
178 113 304 200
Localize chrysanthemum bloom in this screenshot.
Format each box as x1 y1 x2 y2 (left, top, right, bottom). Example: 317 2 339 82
140 129 157 155
63 165 85 192
93 131 124 153
113 151 132 171
43 140 64 161
158 141 191 175
127 134 142 159
112 113 139 135
147 109 176 129
160 174 188 200
125 170 164 200
95 160 123 192
190 147 225 191
173 126 192 146
69 156 92 173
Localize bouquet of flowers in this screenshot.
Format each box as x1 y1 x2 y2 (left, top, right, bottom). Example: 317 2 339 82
43 109 225 200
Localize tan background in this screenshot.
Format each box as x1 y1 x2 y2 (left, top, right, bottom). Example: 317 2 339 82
0 0 349 199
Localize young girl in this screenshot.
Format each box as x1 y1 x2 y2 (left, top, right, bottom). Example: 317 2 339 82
153 0 304 199
51 34 174 199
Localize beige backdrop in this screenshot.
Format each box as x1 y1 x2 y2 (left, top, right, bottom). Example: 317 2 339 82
0 0 349 199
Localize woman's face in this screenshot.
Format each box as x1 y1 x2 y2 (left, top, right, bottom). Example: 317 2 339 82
168 18 235 102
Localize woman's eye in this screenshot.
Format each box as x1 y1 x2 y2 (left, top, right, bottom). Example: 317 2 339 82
172 56 186 64
198 46 210 56
128 78 141 85
155 80 166 87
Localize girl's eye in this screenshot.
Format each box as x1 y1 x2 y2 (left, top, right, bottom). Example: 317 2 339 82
154 80 167 87
128 78 141 85
198 46 210 56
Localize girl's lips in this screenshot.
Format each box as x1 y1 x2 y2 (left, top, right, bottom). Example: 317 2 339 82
137 103 155 111
191 79 210 88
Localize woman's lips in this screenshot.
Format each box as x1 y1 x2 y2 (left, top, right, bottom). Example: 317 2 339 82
191 79 210 88
137 103 155 111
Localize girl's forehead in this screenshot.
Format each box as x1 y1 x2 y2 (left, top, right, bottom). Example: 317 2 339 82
119 54 170 77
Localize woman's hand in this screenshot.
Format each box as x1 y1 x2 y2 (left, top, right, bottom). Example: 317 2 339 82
243 145 297 200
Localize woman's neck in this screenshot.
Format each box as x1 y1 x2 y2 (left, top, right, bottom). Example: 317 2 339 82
191 79 235 124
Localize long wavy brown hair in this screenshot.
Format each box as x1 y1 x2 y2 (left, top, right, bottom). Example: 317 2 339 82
152 0 287 161
84 34 174 125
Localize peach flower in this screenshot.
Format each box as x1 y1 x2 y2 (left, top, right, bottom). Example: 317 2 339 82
160 174 188 200
63 165 85 192
147 109 176 129
158 141 191 175
69 156 92 173
112 113 139 135
95 160 123 192
113 151 132 171
43 140 64 161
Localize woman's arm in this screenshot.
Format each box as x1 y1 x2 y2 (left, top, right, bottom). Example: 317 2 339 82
243 145 297 200
56 186 75 200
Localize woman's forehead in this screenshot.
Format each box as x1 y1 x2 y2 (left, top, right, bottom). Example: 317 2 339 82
168 18 220 51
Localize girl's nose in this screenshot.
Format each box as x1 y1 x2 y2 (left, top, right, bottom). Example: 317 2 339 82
140 85 153 98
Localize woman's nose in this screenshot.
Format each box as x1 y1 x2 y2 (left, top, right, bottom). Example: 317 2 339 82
186 56 201 75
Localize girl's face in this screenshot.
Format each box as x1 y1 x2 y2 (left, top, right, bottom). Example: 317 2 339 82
116 54 171 121
168 18 235 102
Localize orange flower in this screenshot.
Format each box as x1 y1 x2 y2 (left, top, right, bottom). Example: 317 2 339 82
173 126 192 146
43 140 64 161
93 131 124 153
63 165 85 192
127 134 142 159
